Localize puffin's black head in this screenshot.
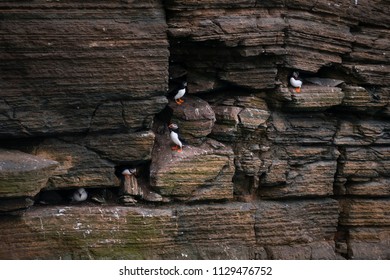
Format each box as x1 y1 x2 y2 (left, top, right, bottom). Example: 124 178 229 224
292 71 300 79
180 81 187 89
168 123 179 131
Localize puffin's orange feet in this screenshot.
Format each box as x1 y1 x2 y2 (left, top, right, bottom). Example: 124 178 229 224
175 100 181 105
171 145 179 150
177 148 183 153
295 87 301 93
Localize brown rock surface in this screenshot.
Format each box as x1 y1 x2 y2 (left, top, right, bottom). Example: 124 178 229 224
277 85 344 111
23 138 116 190
169 96 216 145
150 134 234 201
339 199 390 227
0 149 58 212
341 86 389 114
0 0 169 138
0 0 389 260
0 149 58 197
0 200 339 259
348 228 390 260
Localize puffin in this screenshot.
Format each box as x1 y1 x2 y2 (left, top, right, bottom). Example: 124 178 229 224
168 123 183 152
72 188 88 202
289 71 303 93
122 168 137 178
173 81 187 105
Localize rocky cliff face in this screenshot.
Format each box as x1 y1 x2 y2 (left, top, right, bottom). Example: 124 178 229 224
0 0 389 259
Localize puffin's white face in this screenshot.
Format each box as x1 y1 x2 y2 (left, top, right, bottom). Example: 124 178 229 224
122 169 131 176
73 188 88 202
169 123 178 130
122 168 136 176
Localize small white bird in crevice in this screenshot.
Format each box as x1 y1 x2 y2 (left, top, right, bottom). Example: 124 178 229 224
72 188 88 202
289 71 303 93
168 123 183 153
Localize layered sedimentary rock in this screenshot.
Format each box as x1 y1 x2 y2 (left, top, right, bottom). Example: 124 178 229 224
1 0 390 260
150 136 234 202
0 0 168 203
0 149 58 212
168 96 216 145
0 200 339 260
20 138 116 190
0 0 169 138
255 199 339 260
276 85 345 111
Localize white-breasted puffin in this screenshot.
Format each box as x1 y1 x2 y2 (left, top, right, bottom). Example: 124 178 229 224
168 123 183 152
173 81 187 105
72 188 88 202
289 71 303 93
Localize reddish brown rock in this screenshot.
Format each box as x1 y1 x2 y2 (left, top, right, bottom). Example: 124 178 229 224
334 120 390 146
150 134 234 201
0 149 58 213
341 86 389 114
276 85 344 111
339 199 390 227
81 131 156 164
0 203 257 259
22 139 116 190
348 228 390 260
259 145 339 199
0 149 58 198
255 199 339 259
0 0 169 138
211 106 242 141
268 112 338 145
169 96 216 145
0 0 390 260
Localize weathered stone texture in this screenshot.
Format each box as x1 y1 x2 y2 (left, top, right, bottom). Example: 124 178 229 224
0 201 340 260
1 0 390 260
150 136 235 201
169 96 216 145
0 149 58 197
339 199 390 227
0 0 169 138
348 228 390 260
278 86 344 111
255 199 339 246
22 138 116 190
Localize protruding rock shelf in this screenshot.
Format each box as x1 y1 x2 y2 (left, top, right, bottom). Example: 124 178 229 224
0 200 338 260
150 135 234 202
1 0 390 260
0 149 58 212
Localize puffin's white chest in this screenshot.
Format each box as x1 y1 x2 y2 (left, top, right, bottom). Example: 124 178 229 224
73 188 88 202
170 131 182 147
290 77 302 88
174 88 186 100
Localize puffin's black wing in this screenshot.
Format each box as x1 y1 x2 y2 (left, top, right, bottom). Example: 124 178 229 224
176 128 187 145
167 80 187 99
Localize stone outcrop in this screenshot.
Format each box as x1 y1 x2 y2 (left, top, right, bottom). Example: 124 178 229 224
150 135 234 202
1 0 169 138
168 96 216 145
0 149 58 212
1 0 390 260
0 200 339 260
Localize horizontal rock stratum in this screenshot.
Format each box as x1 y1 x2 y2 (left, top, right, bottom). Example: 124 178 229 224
0 0 389 259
